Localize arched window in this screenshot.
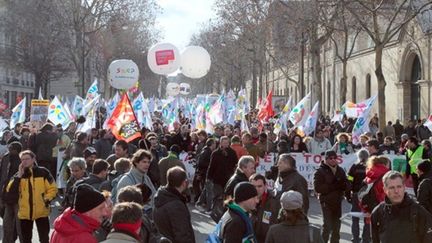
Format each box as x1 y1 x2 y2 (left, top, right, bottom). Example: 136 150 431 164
366 74 371 98
352 77 357 103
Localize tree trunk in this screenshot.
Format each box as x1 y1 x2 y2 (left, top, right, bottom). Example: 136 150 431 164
251 58 258 107
340 61 348 105
375 45 386 131
310 30 323 112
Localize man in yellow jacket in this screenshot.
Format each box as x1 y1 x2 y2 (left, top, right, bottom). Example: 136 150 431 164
4 150 57 243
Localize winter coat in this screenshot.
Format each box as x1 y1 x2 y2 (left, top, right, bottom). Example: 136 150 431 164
224 169 249 198
101 231 139 243
264 218 323 243
117 167 156 211
371 193 432 243
252 192 280 243
365 164 390 204
67 141 87 159
220 202 257 243
417 125 431 141
75 174 111 192
347 161 367 193
5 165 57 220
417 171 432 214
274 170 309 214
94 138 113 159
207 147 238 188
34 130 57 161
0 153 20 199
393 123 404 139
245 143 264 161
149 144 168 187
196 146 213 176
171 133 193 152
383 125 395 138
289 143 308 153
307 138 332 155
51 208 100 243
230 144 249 161
158 153 186 186
313 162 348 212
153 186 195 243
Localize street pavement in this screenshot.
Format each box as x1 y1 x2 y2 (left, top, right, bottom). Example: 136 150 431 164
0 195 356 243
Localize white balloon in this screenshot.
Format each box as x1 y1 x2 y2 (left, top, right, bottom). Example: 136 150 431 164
179 83 191 95
180 46 211 79
108 59 139 90
147 43 181 75
166 82 180 97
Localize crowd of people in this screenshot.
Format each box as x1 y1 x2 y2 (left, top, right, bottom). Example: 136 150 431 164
0 112 431 243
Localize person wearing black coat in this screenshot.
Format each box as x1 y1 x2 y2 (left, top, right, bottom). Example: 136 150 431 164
153 166 195 243
273 154 309 214
313 150 348 243
195 139 217 211
207 137 238 190
224 155 256 198
416 160 432 214
371 171 432 243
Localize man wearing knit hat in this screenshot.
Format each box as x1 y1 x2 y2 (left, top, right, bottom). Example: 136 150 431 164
265 190 322 243
219 181 259 243
51 184 109 243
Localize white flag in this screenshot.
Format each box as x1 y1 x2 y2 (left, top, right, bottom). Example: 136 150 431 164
298 102 319 136
289 92 311 128
10 97 26 129
352 95 377 145
48 96 72 129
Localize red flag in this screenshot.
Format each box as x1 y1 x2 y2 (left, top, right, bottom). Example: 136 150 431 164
257 90 274 122
107 93 141 142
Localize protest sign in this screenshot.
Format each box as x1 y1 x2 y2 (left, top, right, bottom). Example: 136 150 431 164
30 99 49 122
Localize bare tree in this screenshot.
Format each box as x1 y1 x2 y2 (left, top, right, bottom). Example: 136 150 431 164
1 0 72 97
344 0 432 129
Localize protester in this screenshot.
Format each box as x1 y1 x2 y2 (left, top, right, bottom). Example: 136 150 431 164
307 129 332 154
243 133 264 160
0 141 23 243
62 157 88 209
148 133 168 187
219 182 259 243
265 190 322 243
33 123 58 177
290 134 308 153
195 138 217 211
4 150 57 243
107 140 129 169
83 146 98 173
416 160 432 214
94 129 114 160
371 171 432 243
313 150 348 243
332 133 354 155
250 174 279 243
51 184 109 243
383 121 395 139
273 153 309 214
75 159 111 191
379 136 398 155
101 202 143 243
347 149 369 243
406 136 429 194
231 135 249 159
117 149 156 213
153 166 195 243
66 132 89 159
224 155 256 198
110 158 132 203
158 144 186 186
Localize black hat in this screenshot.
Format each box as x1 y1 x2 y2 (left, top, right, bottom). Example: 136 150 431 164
324 150 337 159
234 182 257 203
74 184 106 213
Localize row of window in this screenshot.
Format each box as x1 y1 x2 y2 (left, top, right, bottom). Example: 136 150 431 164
5 77 34 87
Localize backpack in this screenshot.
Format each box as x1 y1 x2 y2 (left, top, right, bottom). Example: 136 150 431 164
206 221 222 243
358 175 384 213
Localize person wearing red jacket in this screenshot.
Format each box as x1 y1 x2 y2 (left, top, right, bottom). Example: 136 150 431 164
50 184 109 243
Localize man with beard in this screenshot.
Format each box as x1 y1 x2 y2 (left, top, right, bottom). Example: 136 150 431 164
273 153 309 214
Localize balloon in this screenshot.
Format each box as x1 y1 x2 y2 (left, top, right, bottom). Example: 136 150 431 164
108 59 139 90
180 46 211 79
166 83 180 97
179 83 191 95
147 43 181 75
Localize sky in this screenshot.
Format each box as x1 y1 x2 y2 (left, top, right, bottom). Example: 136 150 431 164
155 0 217 50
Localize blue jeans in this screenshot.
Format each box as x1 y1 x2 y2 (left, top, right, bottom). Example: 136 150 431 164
351 193 370 243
